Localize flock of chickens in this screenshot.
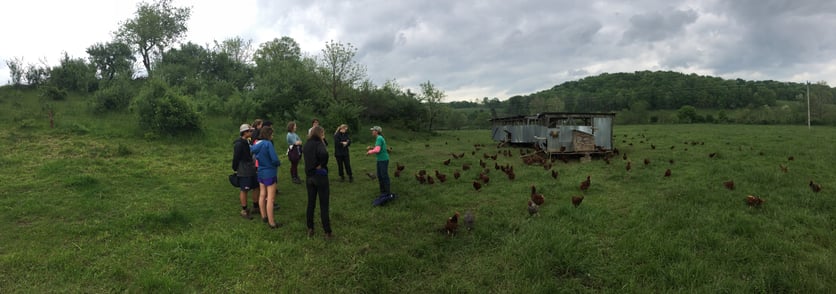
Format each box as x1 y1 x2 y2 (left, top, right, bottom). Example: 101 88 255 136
388 134 824 237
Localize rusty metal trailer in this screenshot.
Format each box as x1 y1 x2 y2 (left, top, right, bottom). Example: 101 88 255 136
490 112 615 155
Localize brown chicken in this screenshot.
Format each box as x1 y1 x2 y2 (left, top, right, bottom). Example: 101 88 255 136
551 170 558 179
453 170 461 180
472 181 482 192
462 163 471 171
779 164 788 173
427 176 435 185
443 158 451 166
651 144 656 150
669 159 674 165
394 169 401 178
435 170 447 183
643 158 650 166
810 180 822 193
579 175 591 192
527 200 539 216
530 185 545 205
507 171 516 181
709 152 717 158
746 195 764 207
396 162 405 172
445 212 460 236
723 180 735 190
788 156 795 161
480 173 490 184
571 196 584 207
479 159 486 168
622 153 627 160
626 161 632 172
416 173 426 184
664 169 671 177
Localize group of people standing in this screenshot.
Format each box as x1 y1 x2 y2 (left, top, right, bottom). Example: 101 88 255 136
231 118 393 239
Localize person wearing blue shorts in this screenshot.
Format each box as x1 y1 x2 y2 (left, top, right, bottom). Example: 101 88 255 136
251 126 283 229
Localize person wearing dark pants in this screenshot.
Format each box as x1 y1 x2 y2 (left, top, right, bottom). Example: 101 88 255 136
366 126 391 196
286 121 303 184
303 126 332 239
333 124 353 182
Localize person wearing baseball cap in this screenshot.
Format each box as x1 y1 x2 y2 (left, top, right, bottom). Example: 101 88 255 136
366 126 393 203
232 124 259 219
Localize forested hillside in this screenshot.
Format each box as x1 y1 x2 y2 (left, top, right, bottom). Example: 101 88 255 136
491 71 836 125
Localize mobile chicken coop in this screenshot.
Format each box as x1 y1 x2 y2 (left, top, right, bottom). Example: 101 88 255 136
490 112 616 156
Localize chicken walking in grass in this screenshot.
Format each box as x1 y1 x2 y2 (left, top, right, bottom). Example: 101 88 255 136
527 200 539 217
664 168 671 178
626 161 632 172
530 185 545 206
443 158 451 166
746 195 764 207
445 212 460 236
723 180 735 190
579 175 591 192
551 170 558 179
809 180 822 193
571 195 584 207
453 170 461 180
472 181 482 192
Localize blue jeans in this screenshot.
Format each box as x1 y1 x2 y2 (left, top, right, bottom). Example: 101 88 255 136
376 160 391 195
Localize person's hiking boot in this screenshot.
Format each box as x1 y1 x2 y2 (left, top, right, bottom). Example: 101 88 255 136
268 222 283 229
307 228 315 238
324 232 334 240
292 177 302 184
240 209 253 220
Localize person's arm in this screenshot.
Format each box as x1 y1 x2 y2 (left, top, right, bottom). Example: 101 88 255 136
367 145 381 154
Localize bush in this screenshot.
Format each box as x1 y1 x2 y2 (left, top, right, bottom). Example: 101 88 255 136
91 79 134 112
41 86 68 101
133 79 202 135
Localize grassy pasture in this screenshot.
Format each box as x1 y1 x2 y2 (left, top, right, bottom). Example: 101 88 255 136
0 89 834 292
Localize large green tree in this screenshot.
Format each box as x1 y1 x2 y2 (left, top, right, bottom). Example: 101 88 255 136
5 57 24 86
86 41 135 81
116 0 191 76
251 37 320 121
318 40 366 102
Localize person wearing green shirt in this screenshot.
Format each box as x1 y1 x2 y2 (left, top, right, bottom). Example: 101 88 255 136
365 126 391 196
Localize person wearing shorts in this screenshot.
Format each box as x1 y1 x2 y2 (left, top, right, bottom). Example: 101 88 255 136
251 126 283 229
232 124 259 219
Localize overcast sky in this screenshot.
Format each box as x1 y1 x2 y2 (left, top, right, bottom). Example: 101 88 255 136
2 0 835 101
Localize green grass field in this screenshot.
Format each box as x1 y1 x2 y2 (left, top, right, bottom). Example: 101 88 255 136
1 88 834 292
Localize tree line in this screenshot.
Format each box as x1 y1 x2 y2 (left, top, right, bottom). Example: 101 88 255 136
3 0 455 135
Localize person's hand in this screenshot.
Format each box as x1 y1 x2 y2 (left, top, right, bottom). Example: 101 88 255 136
366 145 372 150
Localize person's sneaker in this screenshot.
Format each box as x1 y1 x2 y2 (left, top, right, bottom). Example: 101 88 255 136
307 228 315 238
269 222 283 229
240 209 253 220
324 232 333 240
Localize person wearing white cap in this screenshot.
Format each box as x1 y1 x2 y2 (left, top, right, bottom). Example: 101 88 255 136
232 124 259 219
366 126 391 198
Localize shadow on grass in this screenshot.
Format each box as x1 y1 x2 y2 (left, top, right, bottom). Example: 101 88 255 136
132 209 191 233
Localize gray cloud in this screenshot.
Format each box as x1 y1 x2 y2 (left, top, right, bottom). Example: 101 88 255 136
4 0 835 99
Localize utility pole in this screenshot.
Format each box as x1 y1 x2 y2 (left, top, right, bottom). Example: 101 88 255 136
807 81 811 129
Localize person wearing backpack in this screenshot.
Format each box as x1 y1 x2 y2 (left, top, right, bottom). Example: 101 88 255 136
232 124 259 219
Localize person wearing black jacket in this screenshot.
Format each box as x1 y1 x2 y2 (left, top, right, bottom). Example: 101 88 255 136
303 126 333 239
232 124 259 219
333 124 353 182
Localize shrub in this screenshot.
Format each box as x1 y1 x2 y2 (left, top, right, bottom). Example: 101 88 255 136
133 79 202 135
41 86 68 101
92 79 134 112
